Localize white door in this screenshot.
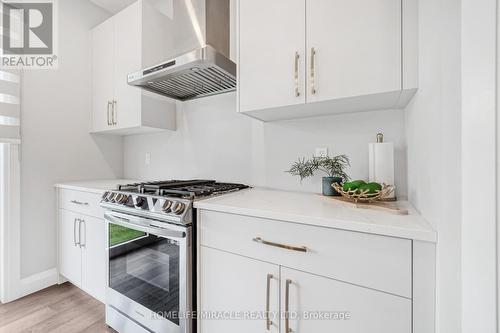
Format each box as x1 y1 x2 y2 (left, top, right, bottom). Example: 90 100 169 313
200 247 280 333
306 0 402 103
238 0 306 113
59 210 82 286
81 216 106 303
91 18 114 132
281 267 411 333
113 1 142 130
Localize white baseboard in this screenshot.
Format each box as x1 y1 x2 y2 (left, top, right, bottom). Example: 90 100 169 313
4 268 58 303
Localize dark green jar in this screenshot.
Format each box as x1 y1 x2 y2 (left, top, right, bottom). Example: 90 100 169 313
322 177 342 196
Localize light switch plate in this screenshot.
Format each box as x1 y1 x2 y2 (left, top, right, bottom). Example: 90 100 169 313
315 147 328 158
145 153 151 166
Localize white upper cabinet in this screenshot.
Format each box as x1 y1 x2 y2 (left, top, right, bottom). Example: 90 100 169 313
306 0 402 102
238 0 306 112
91 19 114 133
237 0 418 121
111 2 142 131
91 0 176 135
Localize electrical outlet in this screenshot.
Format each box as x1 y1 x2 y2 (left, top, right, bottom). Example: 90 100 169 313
315 147 328 158
145 153 151 167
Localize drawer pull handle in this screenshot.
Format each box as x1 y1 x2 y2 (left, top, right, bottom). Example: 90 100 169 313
253 237 308 253
71 200 89 206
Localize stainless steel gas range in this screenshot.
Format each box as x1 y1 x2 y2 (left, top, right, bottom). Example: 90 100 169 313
100 180 249 333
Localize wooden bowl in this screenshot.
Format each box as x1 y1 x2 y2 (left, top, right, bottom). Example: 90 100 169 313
332 183 394 203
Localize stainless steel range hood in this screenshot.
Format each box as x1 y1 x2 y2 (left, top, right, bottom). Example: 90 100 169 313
128 0 236 101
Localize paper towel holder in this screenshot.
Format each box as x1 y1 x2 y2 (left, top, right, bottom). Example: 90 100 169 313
376 133 384 143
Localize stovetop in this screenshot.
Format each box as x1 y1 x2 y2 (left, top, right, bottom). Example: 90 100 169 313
117 179 249 199
100 180 249 225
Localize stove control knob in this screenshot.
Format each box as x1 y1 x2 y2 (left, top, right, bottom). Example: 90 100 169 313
115 194 129 205
162 200 173 212
114 193 124 204
171 202 186 215
101 191 110 201
134 196 147 209
108 192 117 203
121 195 131 204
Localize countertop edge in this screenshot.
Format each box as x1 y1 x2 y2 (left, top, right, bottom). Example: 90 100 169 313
54 179 138 194
194 202 437 243
54 184 105 194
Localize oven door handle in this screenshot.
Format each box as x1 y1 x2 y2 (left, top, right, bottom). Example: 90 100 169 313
104 212 187 239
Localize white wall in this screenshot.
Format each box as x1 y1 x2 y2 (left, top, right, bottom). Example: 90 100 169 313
124 93 407 197
20 0 122 278
461 0 497 331
405 0 462 332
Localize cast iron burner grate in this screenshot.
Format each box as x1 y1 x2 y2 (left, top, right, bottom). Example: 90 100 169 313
117 180 249 199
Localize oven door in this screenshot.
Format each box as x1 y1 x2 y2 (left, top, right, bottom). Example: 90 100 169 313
104 211 192 333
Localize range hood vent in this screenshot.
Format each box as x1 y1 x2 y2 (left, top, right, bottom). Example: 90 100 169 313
127 0 236 101
128 46 236 101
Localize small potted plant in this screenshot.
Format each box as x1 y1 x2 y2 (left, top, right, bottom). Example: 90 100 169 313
286 155 351 196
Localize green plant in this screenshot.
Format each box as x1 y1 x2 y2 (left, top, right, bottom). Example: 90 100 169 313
286 155 351 182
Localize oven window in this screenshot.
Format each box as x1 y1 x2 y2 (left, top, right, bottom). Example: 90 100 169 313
109 223 180 325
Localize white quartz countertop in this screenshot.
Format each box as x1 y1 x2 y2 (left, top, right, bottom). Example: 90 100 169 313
194 188 437 242
55 179 139 194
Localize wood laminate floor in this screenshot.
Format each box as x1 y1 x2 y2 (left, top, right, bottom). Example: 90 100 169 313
0 283 116 333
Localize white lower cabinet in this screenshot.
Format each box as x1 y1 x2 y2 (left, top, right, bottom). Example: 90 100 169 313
201 247 280 333
59 209 83 286
81 215 106 303
58 189 106 303
282 267 411 333
199 246 410 333
198 210 417 332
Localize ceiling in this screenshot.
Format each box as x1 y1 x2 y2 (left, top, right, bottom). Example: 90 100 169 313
88 0 136 14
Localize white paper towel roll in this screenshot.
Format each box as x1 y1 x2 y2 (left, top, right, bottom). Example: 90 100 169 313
369 142 395 196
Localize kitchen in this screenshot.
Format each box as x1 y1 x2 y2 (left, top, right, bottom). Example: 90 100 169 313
0 0 496 333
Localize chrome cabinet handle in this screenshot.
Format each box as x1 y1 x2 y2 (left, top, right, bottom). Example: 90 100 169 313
253 237 308 253
266 274 273 330
73 218 78 246
112 100 117 125
294 52 300 97
310 48 316 95
74 218 82 246
285 279 292 333
71 200 88 206
107 101 112 126
79 219 86 248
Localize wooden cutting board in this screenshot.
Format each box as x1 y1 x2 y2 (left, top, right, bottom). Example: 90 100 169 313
329 196 409 215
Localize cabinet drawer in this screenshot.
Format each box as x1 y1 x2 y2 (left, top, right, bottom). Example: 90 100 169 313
59 189 103 218
199 210 412 298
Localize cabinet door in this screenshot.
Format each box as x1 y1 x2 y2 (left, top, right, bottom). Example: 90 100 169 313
200 246 280 333
81 216 106 303
281 267 411 333
113 1 142 130
306 0 402 103
238 0 306 113
59 210 82 286
91 18 114 132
